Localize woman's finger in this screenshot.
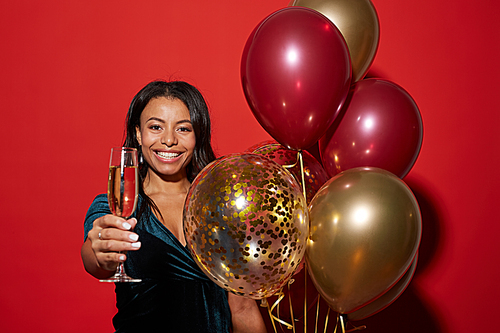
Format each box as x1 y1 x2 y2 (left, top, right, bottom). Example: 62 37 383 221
96 252 126 272
95 239 141 253
98 227 140 244
94 215 137 230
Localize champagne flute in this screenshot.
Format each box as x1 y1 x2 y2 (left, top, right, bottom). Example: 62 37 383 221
100 147 141 283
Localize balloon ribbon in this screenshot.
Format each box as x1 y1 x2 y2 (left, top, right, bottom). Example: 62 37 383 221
263 279 296 332
298 151 307 333
298 150 307 200
334 314 366 333
281 150 307 201
282 151 313 333
323 307 331 333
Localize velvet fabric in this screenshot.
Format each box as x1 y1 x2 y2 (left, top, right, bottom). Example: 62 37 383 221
84 194 231 332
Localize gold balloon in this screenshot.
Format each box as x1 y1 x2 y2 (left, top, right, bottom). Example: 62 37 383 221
306 167 421 313
184 153 309 299
348 253 418 321
289 0 379 82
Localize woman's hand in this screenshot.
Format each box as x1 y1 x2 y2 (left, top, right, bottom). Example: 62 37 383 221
228 293 267 333
81 215 141 278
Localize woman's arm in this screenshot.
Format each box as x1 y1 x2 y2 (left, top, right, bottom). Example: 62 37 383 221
81 215 141 279
228 293 267 333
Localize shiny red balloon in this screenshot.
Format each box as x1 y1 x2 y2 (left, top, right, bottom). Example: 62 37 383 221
241 7 352 150
319 79 423 178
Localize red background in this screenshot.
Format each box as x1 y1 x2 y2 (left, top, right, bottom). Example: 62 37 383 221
1 1 498 332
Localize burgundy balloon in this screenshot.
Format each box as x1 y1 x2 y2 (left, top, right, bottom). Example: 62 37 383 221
241 7 352 150
248 140 330 204
319 79 423 178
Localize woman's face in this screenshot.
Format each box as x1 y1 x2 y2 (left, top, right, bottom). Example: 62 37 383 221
136 97 196 180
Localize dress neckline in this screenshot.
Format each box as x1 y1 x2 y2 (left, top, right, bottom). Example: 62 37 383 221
145 202 189 250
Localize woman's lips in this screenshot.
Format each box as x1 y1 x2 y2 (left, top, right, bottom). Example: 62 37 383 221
156 151 181 159
153 151 183 164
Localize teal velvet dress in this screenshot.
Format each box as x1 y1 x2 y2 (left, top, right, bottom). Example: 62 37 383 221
84 194 231 332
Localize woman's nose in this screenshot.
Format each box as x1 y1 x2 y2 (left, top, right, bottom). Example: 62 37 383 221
161 130 177 146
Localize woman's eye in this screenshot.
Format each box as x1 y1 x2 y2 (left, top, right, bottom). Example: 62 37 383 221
150 125 162 130
178 126 192 132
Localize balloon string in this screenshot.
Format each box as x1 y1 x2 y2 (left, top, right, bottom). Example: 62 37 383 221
293 293 320 321
298 150 307 201
288 278 296 333
282 158 299 169
340 314 346 333
260 299 272 329
282 151 307 201
346 326 367 332
346 322 367 332
267 289 294 331
338 314 366 333
281 151 312 333
282 161 299 169
314 293 320 333
333 313 339 333
298 150 308 333
304 261 308 333
261 299 276 333
323 307 330 333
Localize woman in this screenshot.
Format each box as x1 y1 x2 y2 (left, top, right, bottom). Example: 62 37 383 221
81 80 267 332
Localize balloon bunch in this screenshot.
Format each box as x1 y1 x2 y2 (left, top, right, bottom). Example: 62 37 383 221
185 1 423 332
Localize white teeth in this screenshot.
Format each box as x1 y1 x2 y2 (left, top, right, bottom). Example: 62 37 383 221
156 151 180 159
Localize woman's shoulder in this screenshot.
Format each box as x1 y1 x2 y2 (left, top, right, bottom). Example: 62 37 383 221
91 193 108 203
85 194 109 220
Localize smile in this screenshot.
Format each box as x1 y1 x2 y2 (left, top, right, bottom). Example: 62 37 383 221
156 151 181 159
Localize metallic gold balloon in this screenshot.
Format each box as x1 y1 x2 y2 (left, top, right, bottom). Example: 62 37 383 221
248 140 330 204
184 153 309 299
289 0 380 82
306 167 421 313
348 253 418 321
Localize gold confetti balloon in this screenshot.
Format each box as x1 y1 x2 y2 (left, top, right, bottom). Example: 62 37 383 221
184 153 309 299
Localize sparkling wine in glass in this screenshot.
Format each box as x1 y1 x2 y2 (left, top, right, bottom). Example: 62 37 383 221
100 147 141 283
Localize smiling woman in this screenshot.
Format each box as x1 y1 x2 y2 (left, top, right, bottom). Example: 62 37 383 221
80 80 267 333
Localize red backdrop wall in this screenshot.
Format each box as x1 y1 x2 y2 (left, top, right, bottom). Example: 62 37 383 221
1 1 498 332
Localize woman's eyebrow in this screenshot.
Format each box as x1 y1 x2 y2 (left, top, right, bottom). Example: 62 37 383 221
145 117 192 125
146 117 165 123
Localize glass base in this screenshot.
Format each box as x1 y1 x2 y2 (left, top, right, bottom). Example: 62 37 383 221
99 262 141 283
100 273 141 283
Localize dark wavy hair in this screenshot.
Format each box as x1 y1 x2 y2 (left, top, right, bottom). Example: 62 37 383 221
123 80 216 221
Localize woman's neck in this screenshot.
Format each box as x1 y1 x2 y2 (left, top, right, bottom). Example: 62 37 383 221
142 169 191 196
